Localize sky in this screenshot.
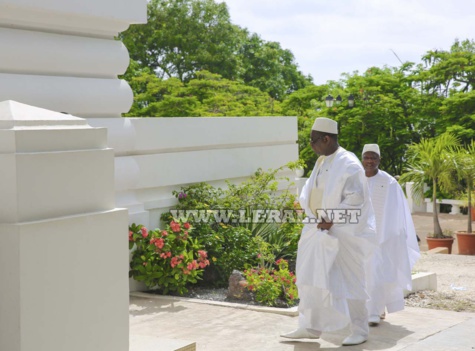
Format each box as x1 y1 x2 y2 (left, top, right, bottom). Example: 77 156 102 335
219 0 475 85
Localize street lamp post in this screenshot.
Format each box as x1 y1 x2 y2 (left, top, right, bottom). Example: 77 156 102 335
325 94 355 108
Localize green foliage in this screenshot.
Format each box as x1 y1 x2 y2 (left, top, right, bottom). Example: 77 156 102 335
336 66 420 175
123 70 281 117
237 33 312 100
454 141 475 232
160 166 302 286
440 90 475 143
121 0 238 82
120 0 311 101
399 133 460 237
128 221 210 294
420 39 475 96
243 259 298 307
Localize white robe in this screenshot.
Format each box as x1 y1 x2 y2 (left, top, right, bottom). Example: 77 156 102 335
296 147 377 332
366 170 421 316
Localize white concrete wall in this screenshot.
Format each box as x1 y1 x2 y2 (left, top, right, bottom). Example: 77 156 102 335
0 0 147 117
88 117 300 228
405 182 427 214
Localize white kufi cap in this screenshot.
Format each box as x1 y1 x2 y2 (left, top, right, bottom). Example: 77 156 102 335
362 144 380 156
311 117 338 134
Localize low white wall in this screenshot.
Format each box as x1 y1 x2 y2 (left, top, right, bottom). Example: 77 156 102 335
405 182 428 214
88 116 300 228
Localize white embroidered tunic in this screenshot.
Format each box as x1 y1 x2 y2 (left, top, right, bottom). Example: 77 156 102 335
366 170 420 315
296 147 377 331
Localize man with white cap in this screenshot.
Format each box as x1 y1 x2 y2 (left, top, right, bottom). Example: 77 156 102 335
362 144 420 326
281 117 377 346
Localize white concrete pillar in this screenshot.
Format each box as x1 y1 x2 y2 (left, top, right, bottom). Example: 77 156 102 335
0 101 129 351
405 182 426 214
0 0 147 117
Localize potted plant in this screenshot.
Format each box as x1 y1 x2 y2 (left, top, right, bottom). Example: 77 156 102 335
399 133 460 252
454 141 475 255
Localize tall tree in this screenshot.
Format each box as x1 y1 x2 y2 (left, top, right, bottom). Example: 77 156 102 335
335 66 421 175
421 39 475 96
124 70 281 117
238 32 312 100
120 0 312 101
121 0 240 82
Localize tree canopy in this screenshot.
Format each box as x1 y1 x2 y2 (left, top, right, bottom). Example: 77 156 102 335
120 0 312 100
124 68 281 117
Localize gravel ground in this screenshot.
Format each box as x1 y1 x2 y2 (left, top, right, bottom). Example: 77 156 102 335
170 252 475 313
405 252 475 312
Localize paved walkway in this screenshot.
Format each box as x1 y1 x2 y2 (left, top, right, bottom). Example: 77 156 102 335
129 295 475 350
129 212 475 350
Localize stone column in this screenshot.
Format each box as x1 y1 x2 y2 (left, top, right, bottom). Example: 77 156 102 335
0 0 149 230
0 0 146 117
0 100 129 351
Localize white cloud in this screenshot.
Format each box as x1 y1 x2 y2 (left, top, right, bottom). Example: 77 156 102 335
220 0 475 84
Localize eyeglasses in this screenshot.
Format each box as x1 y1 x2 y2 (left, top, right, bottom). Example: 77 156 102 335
310 136 325 144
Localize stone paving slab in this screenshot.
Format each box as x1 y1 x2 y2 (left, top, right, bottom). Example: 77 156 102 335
129 295 475 351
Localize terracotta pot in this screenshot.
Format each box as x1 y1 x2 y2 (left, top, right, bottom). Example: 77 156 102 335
471 207 475 219
426 237 455 254
455 231 475 255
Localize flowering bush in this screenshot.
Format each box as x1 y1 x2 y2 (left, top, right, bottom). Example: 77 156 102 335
129 220 210 295
243 259 298 307
161 166 303 286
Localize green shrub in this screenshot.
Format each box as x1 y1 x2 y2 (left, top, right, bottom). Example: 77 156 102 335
129 220 209 294
160 165 303 286
244 259 298 307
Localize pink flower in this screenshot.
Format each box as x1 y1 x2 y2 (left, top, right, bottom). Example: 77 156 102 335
170 256 183 268
154 238 164 249
187 260 198 270
170 221 181 233
184 222 191 229
128 231 133 241
198 259 209 269
183 269 191 275
161 230 168 236
141 227 148 238
198 250 207 259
